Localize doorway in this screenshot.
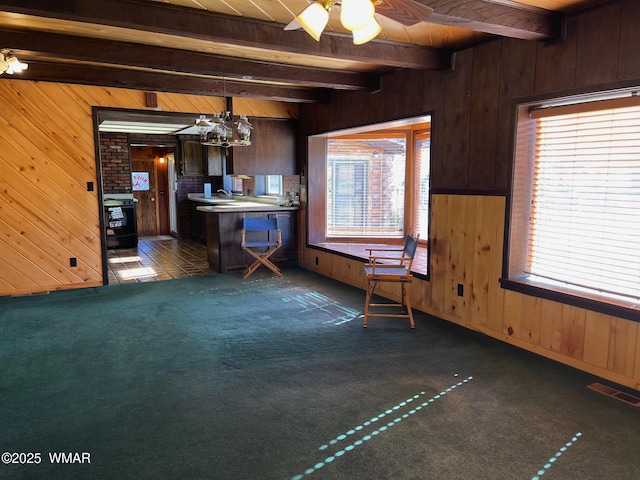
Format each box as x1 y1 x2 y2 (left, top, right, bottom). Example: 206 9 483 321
167 152 178 236
131 146 175 237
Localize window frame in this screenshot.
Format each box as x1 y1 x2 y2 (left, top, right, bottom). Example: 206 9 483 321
412 129 431 242
305 114 432 278
503 87 640 323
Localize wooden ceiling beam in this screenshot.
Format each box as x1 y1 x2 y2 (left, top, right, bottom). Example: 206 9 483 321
416 0 562 41
0 0 450 70
0 28 380 91
9 61 329 104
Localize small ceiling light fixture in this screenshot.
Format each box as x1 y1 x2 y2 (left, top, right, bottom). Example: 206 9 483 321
0 50 28 75
196 112 253 148
286 0 382 44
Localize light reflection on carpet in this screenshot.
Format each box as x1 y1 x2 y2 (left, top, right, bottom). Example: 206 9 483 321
291 377 475 479
283 291 360 326
531 432 582 480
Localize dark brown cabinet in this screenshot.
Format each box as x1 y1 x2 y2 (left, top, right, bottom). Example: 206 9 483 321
181 140 204 176
181 141 225 177
226 118 297 175
191 203 206 243
207 146 224 176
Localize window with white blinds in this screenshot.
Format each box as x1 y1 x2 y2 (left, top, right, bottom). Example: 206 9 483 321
413 132 430 241
327 138 406 238
526 103 640 304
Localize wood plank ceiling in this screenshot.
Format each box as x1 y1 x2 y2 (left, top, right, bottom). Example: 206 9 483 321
0 0 612 103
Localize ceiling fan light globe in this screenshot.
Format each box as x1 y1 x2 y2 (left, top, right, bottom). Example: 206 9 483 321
352 17 381 45
340 0 375 31
296 2 330 41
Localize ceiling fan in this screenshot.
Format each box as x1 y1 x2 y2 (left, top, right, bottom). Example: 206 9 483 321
285 0 434 44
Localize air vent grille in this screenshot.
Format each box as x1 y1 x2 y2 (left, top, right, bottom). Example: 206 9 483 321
588 383 640 407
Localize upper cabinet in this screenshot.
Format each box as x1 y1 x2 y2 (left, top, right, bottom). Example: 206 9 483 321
180 141 224 177
207 146 224 176
226 118 297 175
180 140 205 176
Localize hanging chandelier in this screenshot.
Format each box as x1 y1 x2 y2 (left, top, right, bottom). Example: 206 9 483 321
196 112 253 148
0 50 28 75
285 0 382 45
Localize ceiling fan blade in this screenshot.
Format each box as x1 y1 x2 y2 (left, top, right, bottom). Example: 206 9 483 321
375 0 434 27
284 17 302 30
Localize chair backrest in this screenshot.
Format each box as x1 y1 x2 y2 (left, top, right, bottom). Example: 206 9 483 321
404 233 419 258
242 216 279 232
402 233 419 270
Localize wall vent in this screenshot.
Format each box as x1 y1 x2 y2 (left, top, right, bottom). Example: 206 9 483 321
588 383 640 407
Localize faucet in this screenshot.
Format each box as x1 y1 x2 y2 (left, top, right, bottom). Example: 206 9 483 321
217 189 232 199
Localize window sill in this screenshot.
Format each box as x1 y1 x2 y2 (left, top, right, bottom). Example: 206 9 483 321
500 277 640 323
309 242 429 280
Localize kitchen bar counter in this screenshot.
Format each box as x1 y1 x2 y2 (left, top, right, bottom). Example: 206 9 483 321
189 194 297 244
190 193 297 209
195 200 298 273
196 203 298 213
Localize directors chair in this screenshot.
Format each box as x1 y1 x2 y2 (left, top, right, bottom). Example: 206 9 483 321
363 233 419 328
240 214 283 279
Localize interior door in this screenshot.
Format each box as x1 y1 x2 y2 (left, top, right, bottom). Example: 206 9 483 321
132 149 158 237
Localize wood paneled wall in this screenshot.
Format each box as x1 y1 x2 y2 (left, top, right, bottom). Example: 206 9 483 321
298 0 640 390
298 195 640 391
0 82 296 295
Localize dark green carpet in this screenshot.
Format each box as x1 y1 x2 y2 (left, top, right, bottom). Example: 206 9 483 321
0 268 638 479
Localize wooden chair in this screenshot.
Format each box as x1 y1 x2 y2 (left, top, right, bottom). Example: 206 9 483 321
363 233 419 328
240 214 283 279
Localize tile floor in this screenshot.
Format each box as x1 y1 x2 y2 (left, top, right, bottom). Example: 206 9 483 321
106 236 213 284
107 236 427 285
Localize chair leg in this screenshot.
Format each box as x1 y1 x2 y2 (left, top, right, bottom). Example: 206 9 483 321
243 255 282 278
363 279 377 328
402 283 415 329
242 246 283 279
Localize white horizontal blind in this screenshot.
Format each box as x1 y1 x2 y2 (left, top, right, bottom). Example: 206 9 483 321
327 138 405 238
530 105 640 302
413 132 430 240
265 175 282 196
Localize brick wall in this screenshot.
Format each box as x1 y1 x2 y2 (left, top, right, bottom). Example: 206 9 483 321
100 133 131 194
283 175 300 196
178 174 222 240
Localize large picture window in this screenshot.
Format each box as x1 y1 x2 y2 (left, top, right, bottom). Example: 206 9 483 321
327 137 406 238
508 89 640 315
306 115 431 276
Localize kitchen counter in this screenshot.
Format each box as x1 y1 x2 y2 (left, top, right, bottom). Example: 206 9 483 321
194 200 298 273
196 203 298 213
189 194 297 244
190 194 298 212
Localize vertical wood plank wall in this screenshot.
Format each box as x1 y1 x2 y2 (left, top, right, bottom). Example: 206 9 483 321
0 82 296 296
298 195 640 391
298 0 640 391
